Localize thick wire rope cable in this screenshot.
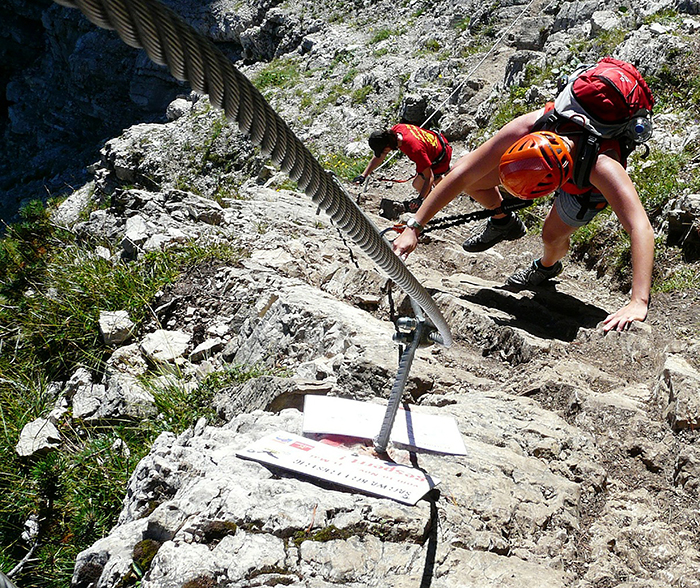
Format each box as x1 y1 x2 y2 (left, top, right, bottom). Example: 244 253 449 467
51 0 452 347
1 571 19 588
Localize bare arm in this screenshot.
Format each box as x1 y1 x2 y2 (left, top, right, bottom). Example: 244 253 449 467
359 154 386 180
392 108 545 258
589 153 654 331
418 167 435 200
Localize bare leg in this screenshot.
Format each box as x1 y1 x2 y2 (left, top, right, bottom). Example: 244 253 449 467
412 174 427 194
540 205 577 266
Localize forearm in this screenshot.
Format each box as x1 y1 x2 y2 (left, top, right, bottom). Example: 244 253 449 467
418 169 435 200
361 156 384 178
628 224 654 307
414 167 467 225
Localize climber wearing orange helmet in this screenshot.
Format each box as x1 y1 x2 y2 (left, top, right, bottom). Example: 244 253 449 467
391 106 655 333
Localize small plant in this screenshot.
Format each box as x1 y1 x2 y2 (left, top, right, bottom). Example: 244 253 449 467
342 68 358 85
275 177 299 191
632 148 700 217
318 152 366 181
454 16 470 32
253 58 301 91
369 28 401 44
591 28 628 57
652 265 700 293
351 85 373 105
489 85 531 130
133 538 162 571
320 84 350 108
423 38 441 52
642 8 679 25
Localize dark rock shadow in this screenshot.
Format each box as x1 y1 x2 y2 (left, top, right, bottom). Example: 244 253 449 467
419 488 440 588
460 283 610 342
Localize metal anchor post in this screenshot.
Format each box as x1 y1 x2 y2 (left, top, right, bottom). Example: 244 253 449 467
374 301 430 454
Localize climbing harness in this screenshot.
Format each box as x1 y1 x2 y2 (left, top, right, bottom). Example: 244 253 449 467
51 0 452 348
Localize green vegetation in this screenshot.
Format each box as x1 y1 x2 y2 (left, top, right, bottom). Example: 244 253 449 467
454 16 470 32
642 8 680 26
645 46 700 114
570 27 628 59
653 264 700 293
351 85 374 104
489 84 532 129
422 38 441 53
369 28 402 44
253 58 301 91
318 152 366 181
634 149 700 214
0 198 272 588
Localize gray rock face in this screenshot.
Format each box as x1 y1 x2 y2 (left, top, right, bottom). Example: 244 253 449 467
140 330 192 364
99 310 136 346
16 418 62 457
5 0 700 586
73 407 584 588
657 354 700 430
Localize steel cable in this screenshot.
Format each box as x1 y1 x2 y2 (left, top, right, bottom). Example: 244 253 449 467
1 571 18 588
52 0 453 346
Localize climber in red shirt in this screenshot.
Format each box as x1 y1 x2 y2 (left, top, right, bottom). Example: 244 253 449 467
353 124 453 210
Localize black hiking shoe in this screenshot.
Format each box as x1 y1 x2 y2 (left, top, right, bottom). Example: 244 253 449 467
462 214 526 252
507 259 563 287
403 196 423 213
379 198 406 220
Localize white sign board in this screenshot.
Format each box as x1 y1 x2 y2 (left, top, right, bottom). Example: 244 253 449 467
302 395 467 455
236 431 439 505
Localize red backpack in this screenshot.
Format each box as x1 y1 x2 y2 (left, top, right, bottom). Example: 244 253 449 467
554 57 655 142
535 57 655 189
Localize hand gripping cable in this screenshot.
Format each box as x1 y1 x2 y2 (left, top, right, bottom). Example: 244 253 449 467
51 0 452 348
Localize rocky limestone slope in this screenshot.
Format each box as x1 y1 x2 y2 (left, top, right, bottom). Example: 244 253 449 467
4 0 700 586
35 94 698 587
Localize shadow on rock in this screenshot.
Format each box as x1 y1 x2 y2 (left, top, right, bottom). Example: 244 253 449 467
462 285 610 342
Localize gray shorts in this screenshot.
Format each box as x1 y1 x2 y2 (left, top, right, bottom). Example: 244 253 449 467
554 189 608 228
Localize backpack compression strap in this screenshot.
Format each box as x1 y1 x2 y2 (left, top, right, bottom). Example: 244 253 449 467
531 107 599 189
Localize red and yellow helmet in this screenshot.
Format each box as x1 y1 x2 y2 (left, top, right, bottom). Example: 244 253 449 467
499 131 573 200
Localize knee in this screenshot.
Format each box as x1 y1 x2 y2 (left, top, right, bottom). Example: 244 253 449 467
541 225 570 249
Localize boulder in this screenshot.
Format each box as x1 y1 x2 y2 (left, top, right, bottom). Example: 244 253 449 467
99 310 136 346
16 418 62 457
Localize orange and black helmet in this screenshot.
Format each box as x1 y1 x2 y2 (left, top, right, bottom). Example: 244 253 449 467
499 131 573 200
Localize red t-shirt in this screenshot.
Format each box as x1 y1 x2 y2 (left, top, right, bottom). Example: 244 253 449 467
392 124 450 175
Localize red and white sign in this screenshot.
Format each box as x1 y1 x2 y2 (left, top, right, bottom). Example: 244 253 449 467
237 431 439 505
302 395 467 455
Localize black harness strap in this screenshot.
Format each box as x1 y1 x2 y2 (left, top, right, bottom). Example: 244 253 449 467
531 110 600 190
431 131 448 167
